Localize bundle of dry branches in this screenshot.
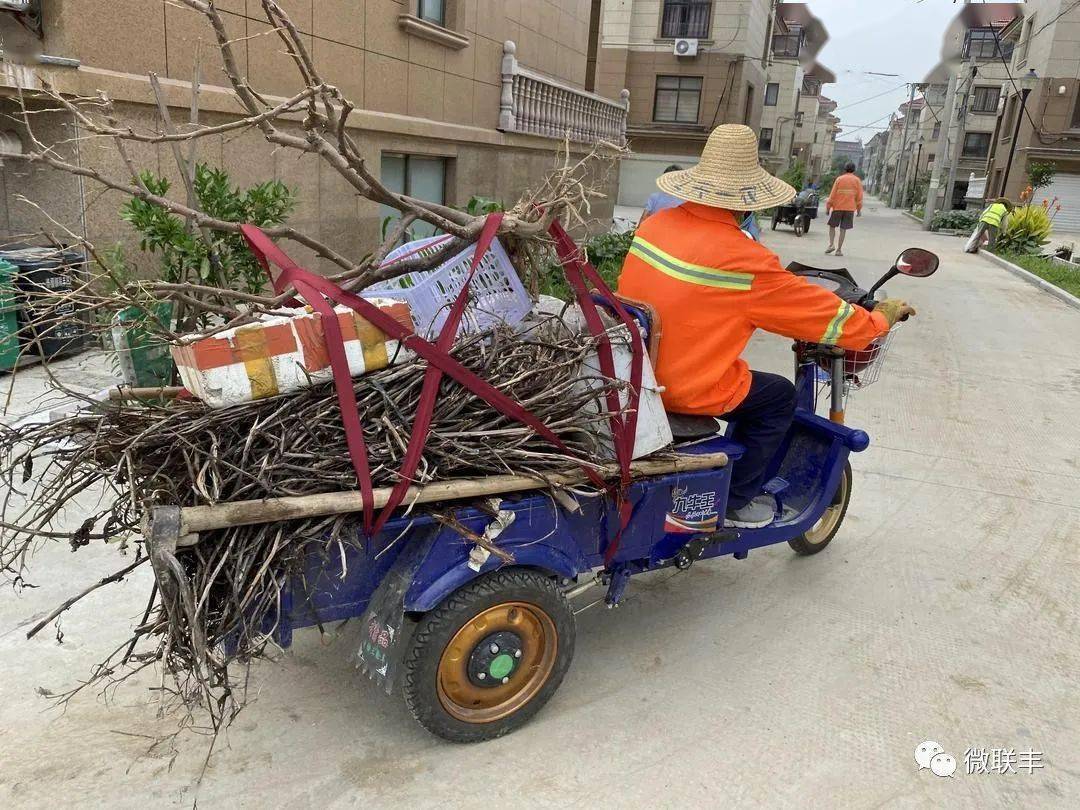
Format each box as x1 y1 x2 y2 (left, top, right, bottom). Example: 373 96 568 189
0 313 626 728
0 0 629 743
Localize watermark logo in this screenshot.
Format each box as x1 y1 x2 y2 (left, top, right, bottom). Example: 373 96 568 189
915 741 944 771
916 741 1044 777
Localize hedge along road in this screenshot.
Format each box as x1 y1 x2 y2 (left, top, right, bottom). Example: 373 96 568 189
1 199 1078 807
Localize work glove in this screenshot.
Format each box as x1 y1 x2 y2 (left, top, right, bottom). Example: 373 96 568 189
875 298 917 327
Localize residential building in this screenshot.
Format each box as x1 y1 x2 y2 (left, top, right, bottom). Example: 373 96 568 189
591 0 776 206
758 2 830 174
790 64 837 180
915 2 1021 210
862 130 888 193
892 96 928 208
0 1 625 266
875 115 906 201
807 95 839 177
985 0 1080 230
833 139 866 172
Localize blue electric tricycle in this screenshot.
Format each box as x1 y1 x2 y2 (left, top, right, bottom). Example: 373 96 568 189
148 248 938 742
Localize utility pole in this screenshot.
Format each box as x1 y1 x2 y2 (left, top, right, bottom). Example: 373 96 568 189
922 69 960 229
889 83 918 208
944 60 978 211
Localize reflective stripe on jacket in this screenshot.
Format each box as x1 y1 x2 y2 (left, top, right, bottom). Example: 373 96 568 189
617 203 891 415
827 173 864 212
980 203 1008 228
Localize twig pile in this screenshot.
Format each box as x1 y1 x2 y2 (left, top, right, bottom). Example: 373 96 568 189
0 314 625 727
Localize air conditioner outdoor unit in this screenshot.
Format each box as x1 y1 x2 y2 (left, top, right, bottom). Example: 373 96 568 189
674 38 699 58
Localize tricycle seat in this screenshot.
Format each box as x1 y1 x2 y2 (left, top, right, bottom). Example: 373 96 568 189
667 413 722 440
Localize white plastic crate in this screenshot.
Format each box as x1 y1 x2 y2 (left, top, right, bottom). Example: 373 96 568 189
361 235 532 339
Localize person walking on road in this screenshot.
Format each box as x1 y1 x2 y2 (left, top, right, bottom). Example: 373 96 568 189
825 163 864 257
964 198 1014 254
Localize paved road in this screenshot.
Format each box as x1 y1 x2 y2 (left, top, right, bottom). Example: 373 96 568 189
2 201 1078 807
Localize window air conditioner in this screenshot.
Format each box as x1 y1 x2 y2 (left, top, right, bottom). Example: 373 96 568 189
674 38 699 58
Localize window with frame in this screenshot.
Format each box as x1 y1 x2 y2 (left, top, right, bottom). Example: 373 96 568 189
1002 92 1020 137
772 32 802 58
802 77 820 96
759 127 774 151
1071 92 1080 130
1016 15 1035 65
418 0 445 26
380 153 448 241
653 75 702 124
932 122 941 140
971 86 1001 114
764 82 779 106
961 132 991 158
661 0 711 39
964 27 1013 61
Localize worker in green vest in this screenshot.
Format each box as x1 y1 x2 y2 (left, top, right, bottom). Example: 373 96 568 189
965 198 1014 254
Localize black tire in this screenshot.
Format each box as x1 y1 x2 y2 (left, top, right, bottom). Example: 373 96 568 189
403 568 575 743
802 216 811 234
793 216 805 237
788 460 852 556
771 211 779 230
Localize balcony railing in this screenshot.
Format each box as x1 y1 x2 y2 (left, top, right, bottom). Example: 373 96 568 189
499 41 629 146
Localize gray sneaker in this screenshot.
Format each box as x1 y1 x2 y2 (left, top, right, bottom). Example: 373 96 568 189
725 495 776 528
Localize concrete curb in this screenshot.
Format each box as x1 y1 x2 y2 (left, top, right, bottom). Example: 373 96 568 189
979 251 1080 311
902 210 923 225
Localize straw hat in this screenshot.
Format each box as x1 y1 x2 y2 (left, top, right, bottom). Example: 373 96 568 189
657 124 796 212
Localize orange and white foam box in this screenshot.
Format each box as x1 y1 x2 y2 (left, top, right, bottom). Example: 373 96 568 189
171 299 413 407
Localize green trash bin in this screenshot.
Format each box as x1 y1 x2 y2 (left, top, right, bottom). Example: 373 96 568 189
0 259 22 372
110 302 175 388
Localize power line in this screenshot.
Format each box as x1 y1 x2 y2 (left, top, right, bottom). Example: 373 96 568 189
835 81 911 111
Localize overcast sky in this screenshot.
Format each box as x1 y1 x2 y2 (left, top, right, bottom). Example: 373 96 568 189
810 0 964 142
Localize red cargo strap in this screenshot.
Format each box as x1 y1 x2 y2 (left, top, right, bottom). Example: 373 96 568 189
369 213 502 536
548 221 644 564
240 226 378 533
240 218 612 539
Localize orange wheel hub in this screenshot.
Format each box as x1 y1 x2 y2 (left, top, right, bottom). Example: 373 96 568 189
436 601 558 724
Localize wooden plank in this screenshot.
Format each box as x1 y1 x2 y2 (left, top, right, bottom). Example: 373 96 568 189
175 452 729 542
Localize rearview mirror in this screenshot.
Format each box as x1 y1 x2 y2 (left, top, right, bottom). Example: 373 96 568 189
896 248 939 277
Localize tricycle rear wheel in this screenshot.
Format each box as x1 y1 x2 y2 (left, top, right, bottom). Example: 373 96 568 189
403 568 575 743
788 460 851 555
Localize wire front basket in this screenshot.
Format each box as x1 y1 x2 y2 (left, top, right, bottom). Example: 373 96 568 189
813 323 903 408
844 322 902 392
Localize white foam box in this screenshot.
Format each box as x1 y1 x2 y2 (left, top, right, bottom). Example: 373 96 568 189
171 299 413 408
528 296 673 460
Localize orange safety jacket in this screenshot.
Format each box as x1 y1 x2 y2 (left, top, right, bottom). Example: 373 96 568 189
827 173 864 213
617 203 891 415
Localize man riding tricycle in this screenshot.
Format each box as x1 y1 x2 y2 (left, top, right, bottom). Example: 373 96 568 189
148 126 936 743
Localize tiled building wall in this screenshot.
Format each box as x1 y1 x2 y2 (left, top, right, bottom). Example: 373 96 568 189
40 0 595 130
5 1 617 267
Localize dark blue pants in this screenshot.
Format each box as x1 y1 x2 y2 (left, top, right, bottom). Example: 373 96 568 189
721 371 796 509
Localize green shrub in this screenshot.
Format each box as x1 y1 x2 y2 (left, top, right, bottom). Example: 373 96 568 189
780 162 806 193
538 229 633 300
996 204 1053 255
1027 160 1057 192
121 164 296 294
930 209 980 232
994 252 1080 297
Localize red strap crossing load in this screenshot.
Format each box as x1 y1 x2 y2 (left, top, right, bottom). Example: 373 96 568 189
240 214 645 565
